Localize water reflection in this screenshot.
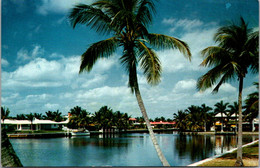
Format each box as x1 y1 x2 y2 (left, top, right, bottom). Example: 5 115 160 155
10 133 258 167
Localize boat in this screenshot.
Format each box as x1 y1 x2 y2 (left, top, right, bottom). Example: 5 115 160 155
70 129 90 136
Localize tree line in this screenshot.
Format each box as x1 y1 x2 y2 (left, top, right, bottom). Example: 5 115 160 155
173 82 259 132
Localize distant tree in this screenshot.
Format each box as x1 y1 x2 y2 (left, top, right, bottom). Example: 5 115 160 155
200 104 213 131
243 82 259 130
1 107 10 125
16 114 27 120
26 113 34 130
173 110 188 132
69 106 83 117
227 102 239 131
185 105 204 131
34 113 43 120
214 101 229 132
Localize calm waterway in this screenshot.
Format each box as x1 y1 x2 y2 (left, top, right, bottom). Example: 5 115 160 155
10 133 258 167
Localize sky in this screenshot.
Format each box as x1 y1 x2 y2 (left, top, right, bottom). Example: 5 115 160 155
1 0 259 119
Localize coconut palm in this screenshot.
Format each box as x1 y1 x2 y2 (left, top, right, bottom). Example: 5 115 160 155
1 106 10 126
214 101 229 132
173 110 188 132
243 82 259 130
200 104 213 131
16 114 27 120
227 102 239 131
69 0 191 166
197 17 259 166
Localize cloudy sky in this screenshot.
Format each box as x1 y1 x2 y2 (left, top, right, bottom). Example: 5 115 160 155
1 0 259 119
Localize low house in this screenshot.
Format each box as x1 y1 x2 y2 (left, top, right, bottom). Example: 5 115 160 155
1 118 69 131
150 121 176 128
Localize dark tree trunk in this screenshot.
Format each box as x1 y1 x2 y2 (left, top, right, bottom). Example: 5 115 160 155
235 77 244 166
1 128 23 167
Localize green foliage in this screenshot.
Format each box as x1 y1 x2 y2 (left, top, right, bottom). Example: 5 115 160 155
69 0 191 93
1 106 10 122
197 17 258 93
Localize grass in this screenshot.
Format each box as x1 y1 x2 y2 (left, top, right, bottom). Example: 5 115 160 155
198 142 259 167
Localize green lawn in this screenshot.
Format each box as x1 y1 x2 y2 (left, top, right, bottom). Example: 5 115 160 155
198 142 259 167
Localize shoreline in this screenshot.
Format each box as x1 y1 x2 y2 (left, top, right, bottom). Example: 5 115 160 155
7 129 259 138
187 139 259 166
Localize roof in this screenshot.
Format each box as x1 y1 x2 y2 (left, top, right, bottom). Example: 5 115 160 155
129 118 137 121
215 113 227 117
150 121 176 125
2 118 69 125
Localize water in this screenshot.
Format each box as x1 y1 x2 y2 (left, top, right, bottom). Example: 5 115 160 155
10 133 258 166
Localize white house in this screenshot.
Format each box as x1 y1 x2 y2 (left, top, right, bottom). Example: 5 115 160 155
1 118 69 131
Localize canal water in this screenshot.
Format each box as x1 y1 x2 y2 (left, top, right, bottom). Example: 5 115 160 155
10 133 258 166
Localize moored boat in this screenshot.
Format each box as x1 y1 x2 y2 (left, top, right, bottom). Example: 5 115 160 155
70 129 90 136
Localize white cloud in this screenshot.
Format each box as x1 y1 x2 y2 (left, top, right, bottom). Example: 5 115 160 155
173 79 197 93
16 45 44 63
1 58 9 67
158 28 217 73
162 18 175 25
44 103 60 110
37 0 94 15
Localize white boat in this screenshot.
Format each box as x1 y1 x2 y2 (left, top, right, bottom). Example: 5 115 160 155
70 129 90 136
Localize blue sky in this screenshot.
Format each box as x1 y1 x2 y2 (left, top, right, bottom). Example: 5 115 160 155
1 0 259 119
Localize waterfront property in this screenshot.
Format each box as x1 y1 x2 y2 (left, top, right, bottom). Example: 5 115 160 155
1 118 69 131
213 113 259 132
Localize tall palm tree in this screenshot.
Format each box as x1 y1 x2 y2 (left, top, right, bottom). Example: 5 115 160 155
214 101 229 132
1 106 10 126
69 0 191 166
197 17 259 166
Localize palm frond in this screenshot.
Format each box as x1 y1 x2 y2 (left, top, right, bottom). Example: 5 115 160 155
148 33 191 60
197 64 225 91
200 46 231 67
79 37 119 73
136 0 156 26
69 4 112 34
137 41 161 85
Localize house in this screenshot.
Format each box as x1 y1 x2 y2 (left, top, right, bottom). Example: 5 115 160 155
1 118 69 131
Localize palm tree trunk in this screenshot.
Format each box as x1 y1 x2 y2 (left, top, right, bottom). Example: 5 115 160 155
235 77 244 166
1 128 23 167
134 86 170 166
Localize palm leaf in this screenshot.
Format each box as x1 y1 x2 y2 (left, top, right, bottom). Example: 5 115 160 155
148 33 191 60
69 4 112 34
79 37 119 73
137 41 161 85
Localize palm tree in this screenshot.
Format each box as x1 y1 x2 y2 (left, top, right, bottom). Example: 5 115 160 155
1 106 10 126
200 104 213 131
16 114 27 120
173 110 188 132
185 105 204 131
34 113 43 120
26 113 35 130
227 102 239 132
69 106 83 117
214 101 229 132
243 82 259 131
197 17 259 166
69 1 191 165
